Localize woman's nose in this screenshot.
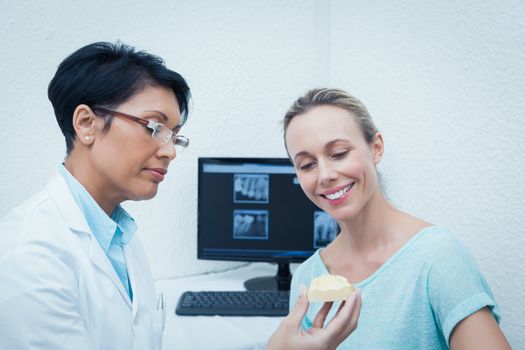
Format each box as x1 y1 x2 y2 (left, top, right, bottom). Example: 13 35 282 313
318 161 337 186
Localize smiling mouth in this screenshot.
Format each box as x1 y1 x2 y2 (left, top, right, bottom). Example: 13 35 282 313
322 183 354 200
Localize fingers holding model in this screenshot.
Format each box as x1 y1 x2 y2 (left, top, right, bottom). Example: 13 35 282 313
266 283 361 350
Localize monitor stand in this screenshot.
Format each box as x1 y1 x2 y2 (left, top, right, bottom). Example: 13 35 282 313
243 262 292 291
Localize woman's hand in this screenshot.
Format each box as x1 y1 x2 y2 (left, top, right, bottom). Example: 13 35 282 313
266 286 361 350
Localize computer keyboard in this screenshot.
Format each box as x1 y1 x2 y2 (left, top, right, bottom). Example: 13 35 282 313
175 290 290 317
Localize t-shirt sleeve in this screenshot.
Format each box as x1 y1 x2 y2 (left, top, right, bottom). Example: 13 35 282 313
427 234 500 347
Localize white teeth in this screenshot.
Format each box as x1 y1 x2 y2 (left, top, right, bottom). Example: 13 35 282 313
325 184 353 200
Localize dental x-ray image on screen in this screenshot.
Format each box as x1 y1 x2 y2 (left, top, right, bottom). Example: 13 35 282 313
233 209 269 239
234 174 269 203
313 211 339 248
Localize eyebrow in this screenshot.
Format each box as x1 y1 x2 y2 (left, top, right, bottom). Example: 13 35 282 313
144 110 181 131
293 139 349 163
144 110 168 123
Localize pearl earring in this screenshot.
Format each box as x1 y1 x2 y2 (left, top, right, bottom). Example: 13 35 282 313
84 136 90 141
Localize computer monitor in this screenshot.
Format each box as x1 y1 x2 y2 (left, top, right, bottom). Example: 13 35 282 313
197 157 339 291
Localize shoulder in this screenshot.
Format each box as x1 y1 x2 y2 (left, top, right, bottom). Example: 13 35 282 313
411 226 472 260
0 200 87 295
0 242 79 297
391 226 478 283
0 173 66 230
0 188 57 255
420 227 494 309
0 187 51 224
0 172 87 258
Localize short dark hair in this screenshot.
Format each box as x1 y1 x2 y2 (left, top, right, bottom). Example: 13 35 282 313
48 41 191 153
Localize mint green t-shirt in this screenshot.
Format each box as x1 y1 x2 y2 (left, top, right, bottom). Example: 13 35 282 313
289 226 499 349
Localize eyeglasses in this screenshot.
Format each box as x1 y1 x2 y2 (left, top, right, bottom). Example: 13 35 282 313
93 107 189 152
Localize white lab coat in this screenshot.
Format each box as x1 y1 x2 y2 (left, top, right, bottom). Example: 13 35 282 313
0 172 163 350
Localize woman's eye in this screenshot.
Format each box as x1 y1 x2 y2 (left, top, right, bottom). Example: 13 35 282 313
299 162 315 171
332 150 349 159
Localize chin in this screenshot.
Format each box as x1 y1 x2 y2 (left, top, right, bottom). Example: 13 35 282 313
320 205 355 222
142 192 158 200
131 185 159 201
331 212 355 222
144 187 159 200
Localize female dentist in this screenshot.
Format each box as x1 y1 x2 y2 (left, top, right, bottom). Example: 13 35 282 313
0 42 361 350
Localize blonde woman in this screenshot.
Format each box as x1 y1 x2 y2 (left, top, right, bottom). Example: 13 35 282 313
284 88 511 349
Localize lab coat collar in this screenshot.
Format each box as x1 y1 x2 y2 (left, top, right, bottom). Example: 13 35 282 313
45 171 133 309
45 171 91 234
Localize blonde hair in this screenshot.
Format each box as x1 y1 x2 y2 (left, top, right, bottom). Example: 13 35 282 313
283 88 378 143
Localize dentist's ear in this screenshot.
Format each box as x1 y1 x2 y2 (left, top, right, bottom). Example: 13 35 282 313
72 104 96 145
371 132 384 165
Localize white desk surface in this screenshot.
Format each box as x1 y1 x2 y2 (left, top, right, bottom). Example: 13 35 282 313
156 263 290 350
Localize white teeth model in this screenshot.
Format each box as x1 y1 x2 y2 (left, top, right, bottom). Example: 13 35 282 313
308 274 355 302
325 184 353 200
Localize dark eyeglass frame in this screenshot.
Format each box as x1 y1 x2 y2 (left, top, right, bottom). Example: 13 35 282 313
93 107 189 149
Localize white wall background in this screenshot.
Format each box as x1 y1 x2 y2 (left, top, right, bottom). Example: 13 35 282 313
1 0 523 347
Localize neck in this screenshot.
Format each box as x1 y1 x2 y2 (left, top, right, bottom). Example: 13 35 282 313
64 151 119 216
337 189 399 252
